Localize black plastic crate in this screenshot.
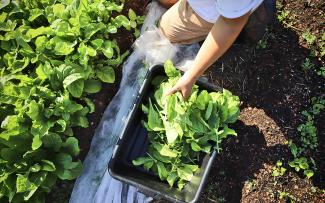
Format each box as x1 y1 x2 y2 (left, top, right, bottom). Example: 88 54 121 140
108 64 222 203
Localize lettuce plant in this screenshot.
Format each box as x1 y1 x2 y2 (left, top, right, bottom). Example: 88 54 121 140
133 61 240 189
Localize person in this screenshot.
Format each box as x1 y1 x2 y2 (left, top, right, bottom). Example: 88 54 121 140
157 0 275 100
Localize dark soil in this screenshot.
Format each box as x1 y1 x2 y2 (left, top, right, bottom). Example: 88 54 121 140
199 0 325 202
277 0 325 61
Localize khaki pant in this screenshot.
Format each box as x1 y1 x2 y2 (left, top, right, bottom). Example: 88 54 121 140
159 0 275 44
159 0 214 44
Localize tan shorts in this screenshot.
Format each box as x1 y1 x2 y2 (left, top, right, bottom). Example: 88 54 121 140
158 0 214 44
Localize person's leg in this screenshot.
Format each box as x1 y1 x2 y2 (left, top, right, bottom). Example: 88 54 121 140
158 0 214 44
158 0 179 8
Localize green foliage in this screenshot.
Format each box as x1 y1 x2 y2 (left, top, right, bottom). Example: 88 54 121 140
256 29 274 50
256 38 267 49
133 61 240 190
301 58 315 71
287 97 324 179
278 191 296 202
288 157 314 179
298 97 324 151
297 119 317 149
320 32 325 57
317 66 325 78
0 0 141 202
272 161 286 177
302 31 317 45
277 10 290 23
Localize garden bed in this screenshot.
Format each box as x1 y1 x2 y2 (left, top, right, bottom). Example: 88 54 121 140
2 0 322 202
55 0 324 202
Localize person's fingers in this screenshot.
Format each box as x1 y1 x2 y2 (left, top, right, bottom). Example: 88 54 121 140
181 89 190 101
165 86 178 96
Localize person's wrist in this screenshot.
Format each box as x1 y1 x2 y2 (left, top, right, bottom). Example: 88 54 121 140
183 70 198 85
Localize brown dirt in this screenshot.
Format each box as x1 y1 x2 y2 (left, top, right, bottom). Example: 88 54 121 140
277 0 325 62
199 0 325 202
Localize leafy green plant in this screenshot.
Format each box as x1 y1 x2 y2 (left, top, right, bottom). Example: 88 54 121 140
278 191 296 202
272 161 286 177
132 61 240 190
297 119 317 149
301 58 315 71
277 10 290 23
245 179 257 192
302 31 317 45
205 182 222 200
256 38 267 49
128 9 145 37
320 33 325 57
287 97 324 180
297 97 324 151
309 97 325 116
317 66 325 77
0 0 141 202
288 157 314 179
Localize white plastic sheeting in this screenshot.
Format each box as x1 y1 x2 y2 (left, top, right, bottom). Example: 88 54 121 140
69 2 200 203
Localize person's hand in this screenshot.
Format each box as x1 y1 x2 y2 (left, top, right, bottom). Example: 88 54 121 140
165 72 197 100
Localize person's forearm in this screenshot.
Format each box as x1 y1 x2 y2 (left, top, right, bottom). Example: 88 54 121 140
184 13 250 81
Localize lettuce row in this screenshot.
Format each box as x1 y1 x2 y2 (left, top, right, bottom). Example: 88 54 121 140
0 0 142 202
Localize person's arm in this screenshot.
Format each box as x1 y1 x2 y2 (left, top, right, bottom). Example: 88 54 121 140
166 13 250 99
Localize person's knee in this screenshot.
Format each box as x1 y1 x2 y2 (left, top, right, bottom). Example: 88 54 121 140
158 0 178 8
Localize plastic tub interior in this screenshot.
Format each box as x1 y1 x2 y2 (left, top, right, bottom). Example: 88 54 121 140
108 64 222 203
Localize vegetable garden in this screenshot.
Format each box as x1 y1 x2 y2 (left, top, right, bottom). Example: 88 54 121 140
0 0 324 202
0 0 145 202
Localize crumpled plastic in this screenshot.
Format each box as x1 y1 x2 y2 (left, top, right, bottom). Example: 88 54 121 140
69 2 200 203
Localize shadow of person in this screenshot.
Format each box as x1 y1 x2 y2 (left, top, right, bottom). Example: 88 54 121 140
201 120 290 202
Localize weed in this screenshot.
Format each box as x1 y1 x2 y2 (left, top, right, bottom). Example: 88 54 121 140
309 97 325 116
278 191 296 202
256 38 268 49
301 58 315 71
205 182 220 200
288 157 314 179
320 33 325 57
317 66 325 78
246 179 257 192
277 10 290 23
272 161 287 177
288 97 324 179
311 186 317 193
302 31 317 45
298 119 317 149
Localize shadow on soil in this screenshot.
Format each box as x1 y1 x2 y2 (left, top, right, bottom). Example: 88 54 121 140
202 21 325 202
205 121 290 202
